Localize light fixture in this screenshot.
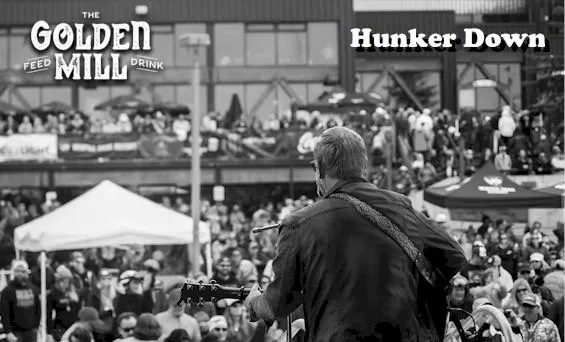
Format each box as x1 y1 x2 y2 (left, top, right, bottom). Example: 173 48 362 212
135 5 148 16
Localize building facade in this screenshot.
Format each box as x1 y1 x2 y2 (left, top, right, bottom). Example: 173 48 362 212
0 0 355 122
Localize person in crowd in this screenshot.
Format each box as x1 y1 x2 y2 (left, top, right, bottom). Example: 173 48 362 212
0 261 40 342
221 299 255 342
155 290 201 342
203 316 228 342
459 242 487 285
230 249 258 286
164 329 192 342
548 296 564 342
68 252 97 306
60 306 113 342
29 253 55 291
114 271 153 316
493 233 520 278
447 275 474 320
393 165 414 196
494 145 512 172
533 152 553 174
544 260 565 300
211 257 238 288
417 162 436 187
551 146 565 170
245 126 467 341
121 313 162 342
115 312 138 341
90 268 116 319
192 311 211 338
523 234 552 263
486 255 514 293
47 265 82 341
507 293 561 342
503 278 533 315
67 326 95 342
514 149 533 175
498 109 516 147
17 116 33 134
32 117 45 133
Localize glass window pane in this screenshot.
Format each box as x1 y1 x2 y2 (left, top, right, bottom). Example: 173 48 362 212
215 84 245 116
214 24 244 66
154 85 176 103
175 24 207 66
245 84 276 121
147 32 174 66
476 64 500 113
276 83 307 117
175 85 207 115
246 32 275 66
360 73 381 92
135 87 153 104
9 35 42 69
0 89 10 103
0 36 8 69
41 86 72 105
247 24 275 32
307 23 338 65
419 72 442 110
110 85 132 98
79 86 111 119
277 32 307 65
16 87 41 108
278 24 306 31
499 63 521 109
307 83 331 102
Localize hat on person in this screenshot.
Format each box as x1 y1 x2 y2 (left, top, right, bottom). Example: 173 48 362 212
399 165 408 172
529 253 544 262
119 270 143 287
451 275 468 287
54 265 73 280
143 259 160 272
224 299 243 307
518 262 532 272
487 255 502 267
71 251 85 263
78 307 109 332
521 293 540 307
11 260 30 273
435 214 447 223
208 316 228 331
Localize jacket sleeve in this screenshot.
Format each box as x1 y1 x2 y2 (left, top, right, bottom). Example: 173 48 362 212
247 223 302 321
0 287 14 333
414 209 467 284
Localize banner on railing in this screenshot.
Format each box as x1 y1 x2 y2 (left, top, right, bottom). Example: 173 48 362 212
58 134 138 159
0 134 58 161
139 134 184 159
184 132 224 158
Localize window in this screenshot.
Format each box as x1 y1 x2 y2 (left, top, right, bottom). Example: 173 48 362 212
154 85 176 103
175 24 207 67
245 84 276 120
41 86 72 105
147 32 174 66
214 84 245 115
79 86 111 114
278 84 307 115
499 63 521 108
476 64 500 113
306 83 331 102
0 36 7 69
110 85 132 98
245 30 276 66
214 24 244 66
175 85 208 114
277 31 307 65
307 23 338 65
9 36 39 69
16 87 41 108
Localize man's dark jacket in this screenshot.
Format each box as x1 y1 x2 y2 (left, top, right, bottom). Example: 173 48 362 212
248 180 467 342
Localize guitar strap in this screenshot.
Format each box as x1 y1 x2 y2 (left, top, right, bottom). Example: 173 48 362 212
328 192 447 290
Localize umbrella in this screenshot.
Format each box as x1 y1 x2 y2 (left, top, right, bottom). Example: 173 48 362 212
142 102 191 116
337 92 384 109
0 101 28 116
31 101 82 115
94 95 149 111
223 93 243 129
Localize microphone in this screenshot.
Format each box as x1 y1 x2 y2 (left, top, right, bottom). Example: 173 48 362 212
251 223 280 234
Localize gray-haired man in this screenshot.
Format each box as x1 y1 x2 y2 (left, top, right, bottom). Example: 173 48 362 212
245 126 467 341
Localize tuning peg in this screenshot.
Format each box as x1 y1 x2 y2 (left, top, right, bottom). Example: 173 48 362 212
210 280 217 284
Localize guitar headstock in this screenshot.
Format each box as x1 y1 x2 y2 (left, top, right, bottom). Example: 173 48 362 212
177 280 251 307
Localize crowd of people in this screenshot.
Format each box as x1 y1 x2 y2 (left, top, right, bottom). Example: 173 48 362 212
1 182 564 342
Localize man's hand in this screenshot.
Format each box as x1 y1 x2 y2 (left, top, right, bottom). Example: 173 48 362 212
6 332 17 342
243 283 263 321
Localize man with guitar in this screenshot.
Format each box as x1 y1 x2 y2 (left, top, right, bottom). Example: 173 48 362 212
243 126 468 341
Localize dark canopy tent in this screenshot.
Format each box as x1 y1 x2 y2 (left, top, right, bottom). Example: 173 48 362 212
424 163 563 209
537 182 565 196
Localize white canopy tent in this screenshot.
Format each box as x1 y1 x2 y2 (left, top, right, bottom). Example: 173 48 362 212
13 180 210 342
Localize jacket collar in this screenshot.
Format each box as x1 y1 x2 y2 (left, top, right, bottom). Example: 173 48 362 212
322 177 367 199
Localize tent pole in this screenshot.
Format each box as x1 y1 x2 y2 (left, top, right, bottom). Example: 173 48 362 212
40 251 47 342
191 48 202 277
